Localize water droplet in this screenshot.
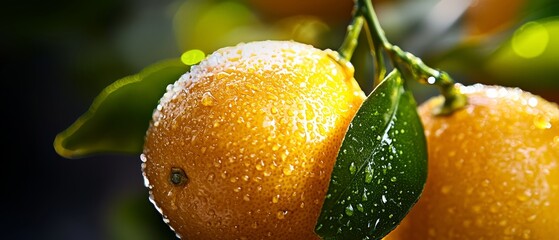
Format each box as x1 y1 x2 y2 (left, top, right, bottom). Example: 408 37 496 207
349 162 357 174
215 71 229 79
345 204 354 216
207 173 215 181
526 214 537 222
142 171 151 188
263 170 272 177
534 115 552 129
280 152 288 161
272 195 280 203
527 97 538 107
276 210 288 219
356 203 364 212
213 159 222 168
441 185 452 194
522 229 532 239
390 176 397 182
243 194 251 201
365 166 373 183
427 76 436 84
516 189 532 202
504 226 517 235
255 160 265 171
381 195 387 203
201 92 215 106
283 165 294 175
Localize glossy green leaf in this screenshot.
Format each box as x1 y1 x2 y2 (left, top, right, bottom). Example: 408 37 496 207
315 70 427 240
54 58 191 159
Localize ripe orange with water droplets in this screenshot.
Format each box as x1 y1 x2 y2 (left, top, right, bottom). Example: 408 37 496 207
384 84 559 239
141 40 365 239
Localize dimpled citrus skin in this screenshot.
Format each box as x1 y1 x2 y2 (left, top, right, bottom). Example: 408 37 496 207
384 84 559 239
142 40 365 239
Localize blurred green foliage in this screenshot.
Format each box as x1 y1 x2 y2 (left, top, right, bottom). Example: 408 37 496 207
106 193 177 240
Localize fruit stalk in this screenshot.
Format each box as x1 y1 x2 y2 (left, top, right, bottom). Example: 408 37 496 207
356 0 467 115
337 7 364 62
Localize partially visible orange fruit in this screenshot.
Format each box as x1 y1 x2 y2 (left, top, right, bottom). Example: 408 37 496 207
247 0 353 25
385 84 559 239
465 0 526 37
141 40 365 239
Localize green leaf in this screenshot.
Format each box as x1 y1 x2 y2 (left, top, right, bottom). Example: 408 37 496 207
315 70 427 240
54 58 191 159
107 193 177 240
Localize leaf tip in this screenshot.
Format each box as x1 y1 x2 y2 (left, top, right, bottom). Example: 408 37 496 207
53 130 80 159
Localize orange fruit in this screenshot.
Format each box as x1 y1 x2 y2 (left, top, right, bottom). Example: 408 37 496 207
465 0 526 37
247 0 353 25
384 84 559 239
141 40 365 239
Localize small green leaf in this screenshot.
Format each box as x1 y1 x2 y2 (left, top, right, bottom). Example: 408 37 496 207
54 59 191 159
315 70 427 240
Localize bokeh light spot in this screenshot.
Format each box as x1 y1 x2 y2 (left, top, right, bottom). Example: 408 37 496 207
512 22 549 59
181 49 205 65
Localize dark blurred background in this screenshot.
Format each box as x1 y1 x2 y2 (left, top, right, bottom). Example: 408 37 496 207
3 0 558 239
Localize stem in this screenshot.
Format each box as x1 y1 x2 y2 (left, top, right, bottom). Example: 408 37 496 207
338 9 364 61
356 0 467 115
360 0 388 86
